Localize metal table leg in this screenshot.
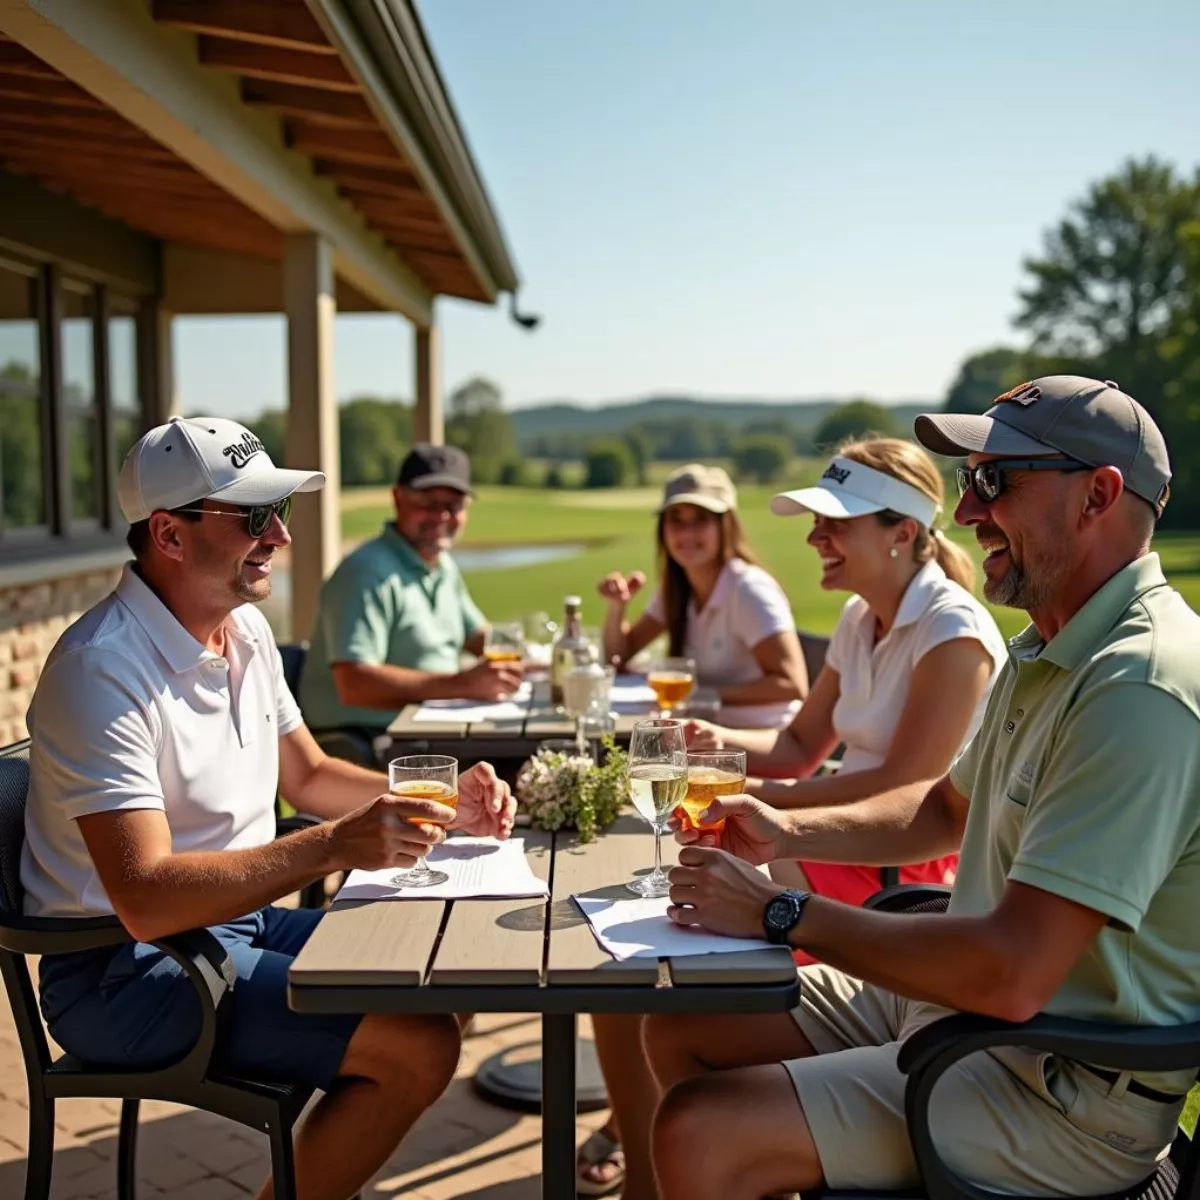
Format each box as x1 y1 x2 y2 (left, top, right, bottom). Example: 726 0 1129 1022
541 1011 577 1199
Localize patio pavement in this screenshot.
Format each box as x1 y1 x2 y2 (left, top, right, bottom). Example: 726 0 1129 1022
0 968 606 1199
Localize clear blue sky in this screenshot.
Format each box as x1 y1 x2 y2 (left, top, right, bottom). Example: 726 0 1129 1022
176 0 1200 418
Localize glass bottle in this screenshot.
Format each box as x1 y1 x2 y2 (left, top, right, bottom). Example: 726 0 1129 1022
550 595 589 709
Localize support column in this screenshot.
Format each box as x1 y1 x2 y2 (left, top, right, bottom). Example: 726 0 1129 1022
150 304 179 423
413 318 443 445
284 233 340 643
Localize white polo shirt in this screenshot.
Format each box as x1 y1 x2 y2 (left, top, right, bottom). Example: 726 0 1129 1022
825 560 1006 775
645 556 800 728
21 563 303 918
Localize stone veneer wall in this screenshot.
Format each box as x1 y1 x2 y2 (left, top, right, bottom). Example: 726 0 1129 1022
0 566 123 746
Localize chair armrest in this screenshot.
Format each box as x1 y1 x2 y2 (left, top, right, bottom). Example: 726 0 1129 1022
862 883 952 913
0 914 236 1084
0 912 132 955
896 1011 1200 1200
150 926 237 1083
275 812 325 837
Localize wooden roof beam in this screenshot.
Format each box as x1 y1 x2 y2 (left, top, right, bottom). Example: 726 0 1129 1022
197 36 358 92
241 79 375 128
153 0 336 55
0 75 104 107
286 124 401 167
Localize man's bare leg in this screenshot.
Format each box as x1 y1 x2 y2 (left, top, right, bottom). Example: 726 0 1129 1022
579 1014 659 1199
256 1011 461 1200
654 1064 824 1200
643 1009 813 1089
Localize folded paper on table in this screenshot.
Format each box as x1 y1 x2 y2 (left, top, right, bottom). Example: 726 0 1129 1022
337 837 549 900
410 682 531 724
574 894 773 960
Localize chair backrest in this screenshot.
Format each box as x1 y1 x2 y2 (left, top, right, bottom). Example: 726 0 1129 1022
797 631 830 684
277 642 307 697
0 741 30 916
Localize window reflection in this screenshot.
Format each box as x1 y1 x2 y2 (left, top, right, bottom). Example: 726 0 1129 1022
0 264 45 534
62 284 102 524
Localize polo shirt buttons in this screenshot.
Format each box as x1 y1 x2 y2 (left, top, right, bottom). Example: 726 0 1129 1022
1004 721 1016 734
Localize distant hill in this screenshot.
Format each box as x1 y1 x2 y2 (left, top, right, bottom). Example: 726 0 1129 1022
509 395 934 452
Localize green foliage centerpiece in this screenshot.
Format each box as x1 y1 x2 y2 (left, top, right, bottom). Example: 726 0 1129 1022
516 734 630 843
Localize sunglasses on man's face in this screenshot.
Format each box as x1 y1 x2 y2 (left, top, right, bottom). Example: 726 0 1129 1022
956 458 1090 505
174 496 292 538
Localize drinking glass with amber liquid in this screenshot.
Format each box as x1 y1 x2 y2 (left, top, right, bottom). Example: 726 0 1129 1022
389 754 458 888
681 750 746 836
647 657 697 715
483 621 525 664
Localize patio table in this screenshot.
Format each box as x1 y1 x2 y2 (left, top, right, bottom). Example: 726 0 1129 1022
287 813 800 1199
385 678 719 766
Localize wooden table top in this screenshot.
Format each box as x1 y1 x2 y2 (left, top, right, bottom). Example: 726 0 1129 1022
288 813 799 1017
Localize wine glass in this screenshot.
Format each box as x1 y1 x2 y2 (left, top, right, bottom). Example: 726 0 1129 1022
681 749 746 836
389 755 458 888
484 621 526 664
647 656 696 715
626 719 687 897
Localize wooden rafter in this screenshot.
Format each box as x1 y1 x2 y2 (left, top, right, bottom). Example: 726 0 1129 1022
0 76 105 108
241 80 375 128
197 37 359 92
0 43 60 78
153 0 335 54
286 125 401 168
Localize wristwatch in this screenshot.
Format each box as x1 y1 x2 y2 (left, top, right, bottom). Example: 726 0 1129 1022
763 889 811 946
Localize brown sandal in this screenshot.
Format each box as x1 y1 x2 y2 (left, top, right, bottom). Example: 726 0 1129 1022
576 1129 625 1196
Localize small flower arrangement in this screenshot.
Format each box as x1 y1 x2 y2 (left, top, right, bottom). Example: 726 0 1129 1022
516 734 630 842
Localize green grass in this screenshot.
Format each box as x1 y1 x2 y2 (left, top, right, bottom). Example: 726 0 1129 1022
340 481 1200 640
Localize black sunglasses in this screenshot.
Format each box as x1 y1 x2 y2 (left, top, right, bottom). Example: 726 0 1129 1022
956 458 1090 504
174 496 292 538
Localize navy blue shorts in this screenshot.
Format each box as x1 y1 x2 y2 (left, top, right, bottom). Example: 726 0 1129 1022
38 906 361 1091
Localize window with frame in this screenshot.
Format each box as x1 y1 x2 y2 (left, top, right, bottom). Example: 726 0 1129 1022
0 259 46 541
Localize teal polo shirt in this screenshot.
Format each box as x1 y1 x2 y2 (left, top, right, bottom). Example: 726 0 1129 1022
299 523 485 731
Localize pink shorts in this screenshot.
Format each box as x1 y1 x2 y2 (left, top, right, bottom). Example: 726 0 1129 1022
792 856 957 966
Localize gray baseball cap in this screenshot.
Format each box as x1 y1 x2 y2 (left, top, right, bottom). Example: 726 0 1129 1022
914 375 1172 516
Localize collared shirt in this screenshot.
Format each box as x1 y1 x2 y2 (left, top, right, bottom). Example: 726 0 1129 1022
826 560 1007 774
21 563 303 919
645 557 800 728
950 552 1200 1092
300 522 486 731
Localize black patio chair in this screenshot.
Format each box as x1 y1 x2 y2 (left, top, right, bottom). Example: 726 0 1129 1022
804 882 1199 1200
0 739 340 1200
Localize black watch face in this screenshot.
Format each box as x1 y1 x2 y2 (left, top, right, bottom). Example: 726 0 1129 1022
767 894 796 931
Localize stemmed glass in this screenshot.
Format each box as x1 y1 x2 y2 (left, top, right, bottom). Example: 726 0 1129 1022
647 656 696 716
626 719 687 897
389 755 458 889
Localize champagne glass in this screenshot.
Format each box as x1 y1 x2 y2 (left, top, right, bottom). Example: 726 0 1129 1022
483 621 525 664
647 656 696 715
626 719 687 897
389 755 458 888
682 750 746 836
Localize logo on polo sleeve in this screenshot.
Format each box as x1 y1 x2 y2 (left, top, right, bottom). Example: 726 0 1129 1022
223 432 265 469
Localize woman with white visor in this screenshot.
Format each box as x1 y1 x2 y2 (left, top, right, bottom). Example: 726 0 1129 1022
687 435 1006 936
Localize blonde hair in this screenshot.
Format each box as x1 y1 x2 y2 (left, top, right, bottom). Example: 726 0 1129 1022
837 435 976 592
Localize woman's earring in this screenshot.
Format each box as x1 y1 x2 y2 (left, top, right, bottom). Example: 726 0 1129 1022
889 547 899 559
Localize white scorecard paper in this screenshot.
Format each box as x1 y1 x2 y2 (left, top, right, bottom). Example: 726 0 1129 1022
574 895 774 960
409 681 532 724
337 837 549 901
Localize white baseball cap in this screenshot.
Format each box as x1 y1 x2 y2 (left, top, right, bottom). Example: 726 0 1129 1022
771 456 938 527
117 416 325 523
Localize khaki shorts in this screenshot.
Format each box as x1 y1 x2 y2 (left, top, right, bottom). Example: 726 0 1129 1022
786 964 1183 1195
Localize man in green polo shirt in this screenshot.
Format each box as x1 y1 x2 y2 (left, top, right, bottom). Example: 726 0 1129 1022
639 377 1200 1200
300 444 520 743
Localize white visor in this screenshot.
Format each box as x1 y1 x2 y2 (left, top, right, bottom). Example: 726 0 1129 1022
771 456 938 527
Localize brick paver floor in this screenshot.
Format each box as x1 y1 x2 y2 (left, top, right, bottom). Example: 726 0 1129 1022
0 969 606 1199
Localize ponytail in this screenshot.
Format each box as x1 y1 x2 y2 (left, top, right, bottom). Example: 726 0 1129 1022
929 527 976 592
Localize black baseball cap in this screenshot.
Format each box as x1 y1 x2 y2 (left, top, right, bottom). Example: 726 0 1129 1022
397 443 473 494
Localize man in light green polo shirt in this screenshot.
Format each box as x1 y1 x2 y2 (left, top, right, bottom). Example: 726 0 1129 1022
300 444 521 739
638 377 1200 1200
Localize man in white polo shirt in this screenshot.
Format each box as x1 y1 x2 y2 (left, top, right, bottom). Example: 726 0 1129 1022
23 416 516 1200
